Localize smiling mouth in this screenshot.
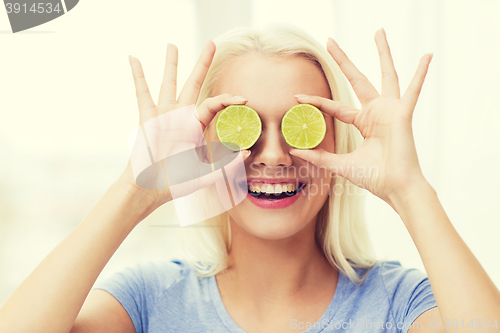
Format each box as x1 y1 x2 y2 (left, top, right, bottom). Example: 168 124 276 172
247 182 307 200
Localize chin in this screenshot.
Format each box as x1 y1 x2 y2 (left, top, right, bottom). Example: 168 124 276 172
230 212 311 240
227 194 315 241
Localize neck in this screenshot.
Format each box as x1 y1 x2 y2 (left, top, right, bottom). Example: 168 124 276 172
216 215 338 305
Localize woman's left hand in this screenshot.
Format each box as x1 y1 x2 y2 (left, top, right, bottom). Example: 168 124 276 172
290 28 433 209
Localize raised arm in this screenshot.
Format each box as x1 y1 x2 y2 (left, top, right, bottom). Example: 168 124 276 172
0 40 250 333
0 180 157 333
290 28 500 331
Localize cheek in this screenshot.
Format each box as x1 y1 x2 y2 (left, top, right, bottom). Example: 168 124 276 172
309 173 332 200
320 127 335 154
299 163 332 201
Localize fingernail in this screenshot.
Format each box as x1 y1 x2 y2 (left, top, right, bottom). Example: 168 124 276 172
294 94 307 99
380 27 386 35
327 37 337 45
429 53 434 61
234 96 248 102
241 150 251 157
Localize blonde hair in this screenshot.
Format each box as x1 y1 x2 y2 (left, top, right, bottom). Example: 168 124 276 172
180 23 378 286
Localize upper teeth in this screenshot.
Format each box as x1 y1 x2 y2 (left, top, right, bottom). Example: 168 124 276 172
248 183 298 194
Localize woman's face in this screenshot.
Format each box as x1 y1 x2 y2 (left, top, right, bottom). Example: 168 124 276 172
205 52 335 240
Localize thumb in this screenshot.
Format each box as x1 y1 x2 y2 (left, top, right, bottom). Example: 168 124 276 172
289 147 352 179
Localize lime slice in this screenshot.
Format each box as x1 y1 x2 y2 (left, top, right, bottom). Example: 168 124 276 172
216 104 262 151
281 103 326 149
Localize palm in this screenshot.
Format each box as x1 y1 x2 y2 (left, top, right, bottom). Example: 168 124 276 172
292 29 432 205
118 42 251 209
347 98 421 203
119 43 213 208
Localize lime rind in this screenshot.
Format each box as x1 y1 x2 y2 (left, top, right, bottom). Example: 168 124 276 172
215 105 262 151
281 103 326 149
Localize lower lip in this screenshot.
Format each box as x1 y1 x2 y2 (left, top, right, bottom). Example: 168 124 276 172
246 186 305 209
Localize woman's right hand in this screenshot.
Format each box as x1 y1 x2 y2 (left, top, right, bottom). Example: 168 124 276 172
116 40 250 211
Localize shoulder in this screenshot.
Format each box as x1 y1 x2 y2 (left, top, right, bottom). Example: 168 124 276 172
132 258 189 284
91 257 205 333
122 257 195 294
353 260 430 288
92 257 199 303
353 260 434 303
345 260 437 331
376 260 432 298
344 260 436 310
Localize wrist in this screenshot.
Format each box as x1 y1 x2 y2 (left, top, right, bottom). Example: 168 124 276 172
109 180 160 224
388 177 436 214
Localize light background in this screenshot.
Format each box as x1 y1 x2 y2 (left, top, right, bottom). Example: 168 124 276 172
1 0 499 307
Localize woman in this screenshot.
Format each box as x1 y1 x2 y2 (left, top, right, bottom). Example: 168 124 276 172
0 23 499 333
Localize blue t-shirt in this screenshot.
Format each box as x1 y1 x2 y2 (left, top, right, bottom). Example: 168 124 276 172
91 258 437 333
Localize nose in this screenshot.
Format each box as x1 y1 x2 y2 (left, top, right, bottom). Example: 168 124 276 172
250 125 293 168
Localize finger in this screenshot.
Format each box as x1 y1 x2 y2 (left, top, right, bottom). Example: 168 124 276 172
327 37 380 105
401 53 433 112
196 94 249 131
129 55 157 124
158 43 179 107
375 28 400 99
177 39 216 106
289 147 353 179
294 94 360 125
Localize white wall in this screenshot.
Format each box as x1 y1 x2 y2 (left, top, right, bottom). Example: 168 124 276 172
0 0 198 307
